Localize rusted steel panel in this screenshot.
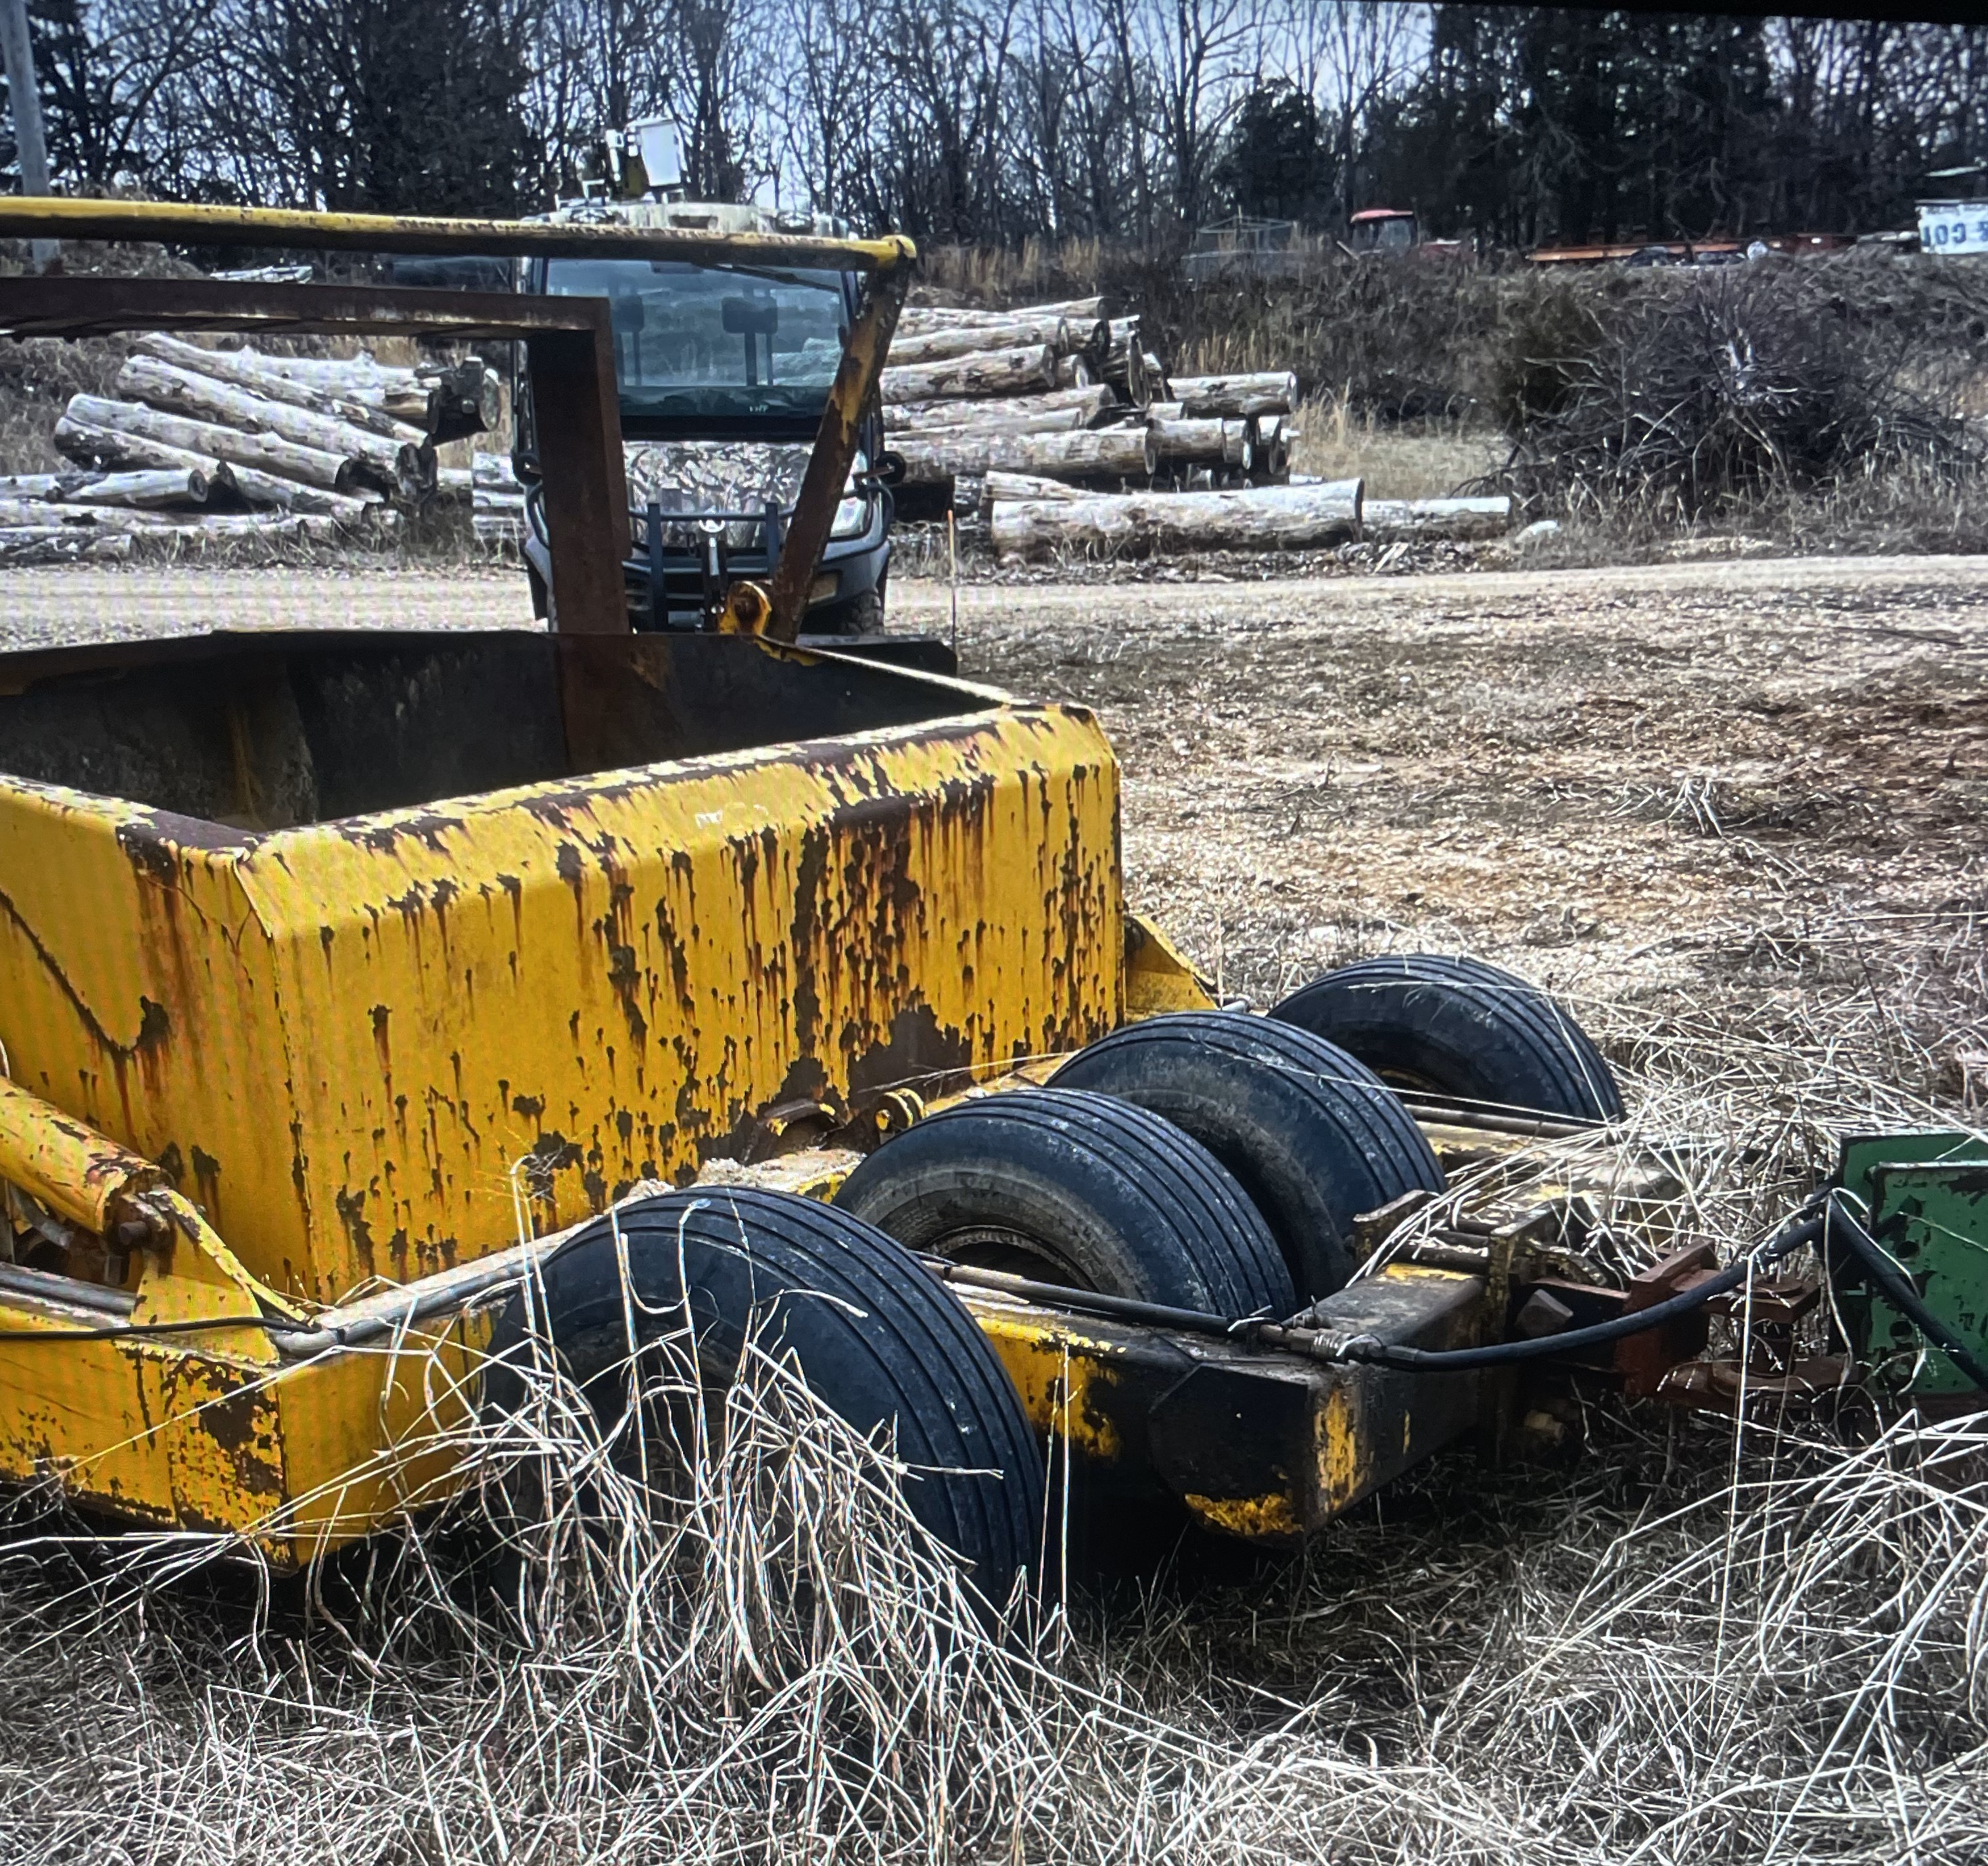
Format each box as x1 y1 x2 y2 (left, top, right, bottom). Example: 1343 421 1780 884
0 699 1121 1305
765 258 911 643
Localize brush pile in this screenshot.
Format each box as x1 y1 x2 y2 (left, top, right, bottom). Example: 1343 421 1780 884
1501 264 1987 521
897 294 1511 561
5 337 501 562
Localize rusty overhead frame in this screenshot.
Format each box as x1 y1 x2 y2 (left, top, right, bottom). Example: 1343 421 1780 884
0 198 916 641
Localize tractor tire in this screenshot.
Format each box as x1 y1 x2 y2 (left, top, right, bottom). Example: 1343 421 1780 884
482 1186 1043 1607
1051 1012 1445 1299
834 1086 1294 1318
1270 954 1624 1124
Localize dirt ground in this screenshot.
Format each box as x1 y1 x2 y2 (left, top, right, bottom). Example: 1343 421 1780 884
905 557 1988 1109
5 553 1985 1106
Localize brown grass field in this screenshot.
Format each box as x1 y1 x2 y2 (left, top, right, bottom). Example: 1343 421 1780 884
1 555 1985 1864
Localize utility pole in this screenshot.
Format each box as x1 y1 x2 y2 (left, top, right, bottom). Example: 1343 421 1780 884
0 0 54 269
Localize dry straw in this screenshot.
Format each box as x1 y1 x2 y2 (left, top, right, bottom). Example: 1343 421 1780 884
1 1040 1985 1863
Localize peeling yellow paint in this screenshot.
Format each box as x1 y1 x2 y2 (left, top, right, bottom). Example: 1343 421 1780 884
1316 1380 1365 1514
1185 1491 1302 1539
968 1305 1126 1458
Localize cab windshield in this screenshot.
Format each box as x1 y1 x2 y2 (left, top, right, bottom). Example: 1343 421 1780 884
545 258 849 429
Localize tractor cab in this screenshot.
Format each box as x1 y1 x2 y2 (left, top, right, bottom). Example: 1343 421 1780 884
1348 209 1419 254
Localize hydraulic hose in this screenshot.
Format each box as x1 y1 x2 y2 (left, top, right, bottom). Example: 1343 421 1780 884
1333 1209 1826 1372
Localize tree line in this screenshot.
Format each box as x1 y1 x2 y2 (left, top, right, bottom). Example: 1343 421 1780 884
8 3 1988 248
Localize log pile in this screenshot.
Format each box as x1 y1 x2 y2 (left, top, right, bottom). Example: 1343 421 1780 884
11 336 501 561
886 294 1308 519
893 293 1517 561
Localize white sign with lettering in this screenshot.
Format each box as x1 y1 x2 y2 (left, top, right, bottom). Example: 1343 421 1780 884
1918 201 1988 255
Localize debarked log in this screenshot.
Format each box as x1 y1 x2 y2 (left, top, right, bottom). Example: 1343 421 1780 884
115 356 428 495
1148 417 1252 469
991 478 1363 559
0 467 210 507
897 423 1158 484
897 296 1104 333
1172 371 1298 418
1360 496 1512 541
132 335 427 444
51 415 232 484
881 344 1056 404
62 395 358 493
887 384 1113 434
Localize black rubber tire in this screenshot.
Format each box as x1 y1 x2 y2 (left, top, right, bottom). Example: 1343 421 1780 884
1051 1012 1445 1300
834 1086 1294 1318
1270 954 1624 1123
483 1186 1043 1606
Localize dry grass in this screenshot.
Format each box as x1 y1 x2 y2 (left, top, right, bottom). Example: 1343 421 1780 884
1289 395 1506 500
1 1069 1985 1863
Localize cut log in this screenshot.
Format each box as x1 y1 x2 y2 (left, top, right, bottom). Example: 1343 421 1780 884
1361 496 1512 542
886 385 1112 433
115 513 344 551
1141 352 1170 400
0 467 210 507
1054 354 1099 390
897 296 1104 333
60 395 358 496
132 335 426 445
473 451 519 490
1148 417 1252 468
222 463 381 523
251 352 432 423
1172 372 1299 419
1001 427 1156 478
1252 415 1290 480
991 478 1363 561
891 405 1087 442
0 496 256 532
66 395 358 494
897 423 1157 484
881 344 1057 404
0 526 133 564
888 317 1071 366
52 414 233 484
115 356 428 496
980 470 1087 517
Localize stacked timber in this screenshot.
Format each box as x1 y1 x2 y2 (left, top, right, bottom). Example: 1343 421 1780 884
15 335 501 559
886 294 1315 536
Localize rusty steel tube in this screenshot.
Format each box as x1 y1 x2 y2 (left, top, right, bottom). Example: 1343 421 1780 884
0 1074 166 1236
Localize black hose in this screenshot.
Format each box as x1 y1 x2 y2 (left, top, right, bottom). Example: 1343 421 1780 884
0 1313 316 1343
1335 1211 1825 1372
1821 1198 1988 1393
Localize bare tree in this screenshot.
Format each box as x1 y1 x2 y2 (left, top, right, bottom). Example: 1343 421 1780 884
776 0 875 217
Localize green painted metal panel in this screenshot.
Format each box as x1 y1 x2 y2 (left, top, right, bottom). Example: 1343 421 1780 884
1835 1131 1988 1395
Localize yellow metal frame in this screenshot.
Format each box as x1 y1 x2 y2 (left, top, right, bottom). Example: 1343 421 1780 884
0 202 1496 1561
0 196 914 273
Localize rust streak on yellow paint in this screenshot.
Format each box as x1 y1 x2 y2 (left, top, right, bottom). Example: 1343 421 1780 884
1185 1491 1301 1539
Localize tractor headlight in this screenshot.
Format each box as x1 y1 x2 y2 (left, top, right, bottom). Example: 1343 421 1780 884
831 494 870 540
